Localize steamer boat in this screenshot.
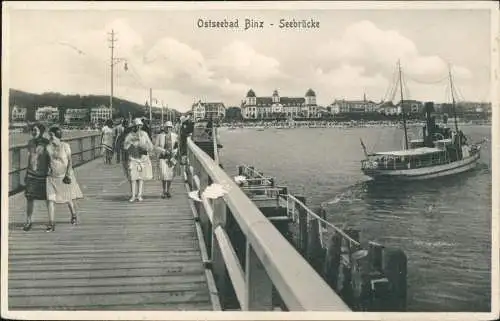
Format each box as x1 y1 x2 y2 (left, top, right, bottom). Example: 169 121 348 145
360 61 482 181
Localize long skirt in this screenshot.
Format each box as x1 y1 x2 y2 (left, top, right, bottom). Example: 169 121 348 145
128 156 153 181
158 159 176 181
24 171 47 200
46 172 83 204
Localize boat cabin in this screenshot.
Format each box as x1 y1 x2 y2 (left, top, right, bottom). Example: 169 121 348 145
409 139 425 149
362 147 451 171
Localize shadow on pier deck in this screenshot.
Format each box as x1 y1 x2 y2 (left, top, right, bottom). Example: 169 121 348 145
8 159 215 311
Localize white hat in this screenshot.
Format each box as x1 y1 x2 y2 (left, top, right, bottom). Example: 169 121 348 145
133 118 143 126
164 121 173 128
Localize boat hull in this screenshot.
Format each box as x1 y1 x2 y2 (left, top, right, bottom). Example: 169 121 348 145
362 153 480 181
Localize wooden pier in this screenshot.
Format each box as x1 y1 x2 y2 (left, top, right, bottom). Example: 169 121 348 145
8 160 214 310
7 131 351 313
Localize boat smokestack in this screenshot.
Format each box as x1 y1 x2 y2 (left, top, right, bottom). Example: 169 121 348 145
424 102 435 147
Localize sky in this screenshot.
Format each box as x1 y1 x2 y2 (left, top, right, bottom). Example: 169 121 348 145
5 3 494 112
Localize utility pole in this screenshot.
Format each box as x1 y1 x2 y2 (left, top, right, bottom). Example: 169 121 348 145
161 101 164 124
149 88 153 124
108 29 117 117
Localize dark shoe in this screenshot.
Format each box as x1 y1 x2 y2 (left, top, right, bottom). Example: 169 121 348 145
166 192 171 199
23 222 32 232
46 224 55 232
161 192 166 199
71 215 78 225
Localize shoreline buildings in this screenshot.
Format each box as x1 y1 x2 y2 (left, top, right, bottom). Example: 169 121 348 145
192 100 226 121
10 106 27 121
90 105 112 123
241 89 320 119
35 106 59 121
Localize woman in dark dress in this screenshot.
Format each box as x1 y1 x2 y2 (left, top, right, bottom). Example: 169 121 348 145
23 123 50 231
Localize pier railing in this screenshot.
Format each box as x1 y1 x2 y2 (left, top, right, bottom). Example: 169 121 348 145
239 165 408 311
8 133 102 195
184 138 351 311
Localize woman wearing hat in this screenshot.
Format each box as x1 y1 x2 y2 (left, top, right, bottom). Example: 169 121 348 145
155 121 178 198
123 118 154 202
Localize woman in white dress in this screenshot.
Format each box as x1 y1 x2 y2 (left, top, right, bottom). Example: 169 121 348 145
101 119 114 164
45 126 84 232
123 118 154 202
155 121 178 198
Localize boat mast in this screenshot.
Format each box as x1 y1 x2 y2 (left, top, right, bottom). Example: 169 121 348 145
448 65 460 136
398 60 409 150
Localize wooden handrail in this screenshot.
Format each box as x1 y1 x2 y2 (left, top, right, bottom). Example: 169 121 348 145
186 138 350 311
9 132 101 150
8 132 103 195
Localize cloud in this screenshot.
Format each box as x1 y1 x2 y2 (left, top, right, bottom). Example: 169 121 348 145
9 16 486 110
210 41 283 81
317 20 472 82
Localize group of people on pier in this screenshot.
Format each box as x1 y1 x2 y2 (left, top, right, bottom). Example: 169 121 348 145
23 124 83 232
106 115 194 201
22 113 195 232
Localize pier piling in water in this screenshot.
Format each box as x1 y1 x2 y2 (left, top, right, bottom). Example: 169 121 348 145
236 164 408 312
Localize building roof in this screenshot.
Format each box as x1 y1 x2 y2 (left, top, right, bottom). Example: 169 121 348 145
246 89 256 97
305 88 316 97
333 99 377 104
193 102 225 110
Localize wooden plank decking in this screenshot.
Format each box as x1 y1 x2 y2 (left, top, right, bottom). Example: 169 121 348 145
8 159 214 310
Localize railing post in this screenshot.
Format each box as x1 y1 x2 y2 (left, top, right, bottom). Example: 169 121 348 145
296 195 308 256
90 135 96 160
211 197 230 308
245 241 273 311
78 138 84 164
12 148 22 191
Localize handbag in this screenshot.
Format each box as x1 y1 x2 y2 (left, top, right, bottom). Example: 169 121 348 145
63 174 72 184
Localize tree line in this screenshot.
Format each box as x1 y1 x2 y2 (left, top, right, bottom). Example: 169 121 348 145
8 89 181 122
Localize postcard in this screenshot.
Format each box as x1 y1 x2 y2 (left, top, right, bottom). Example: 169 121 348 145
2 1 498 320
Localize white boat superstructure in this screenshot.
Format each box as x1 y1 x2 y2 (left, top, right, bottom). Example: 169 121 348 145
361 140 481 180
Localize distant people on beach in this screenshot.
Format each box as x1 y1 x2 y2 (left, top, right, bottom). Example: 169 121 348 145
23 123 50 232
45 126 83 232
101 119 114 164
123 118 154 202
